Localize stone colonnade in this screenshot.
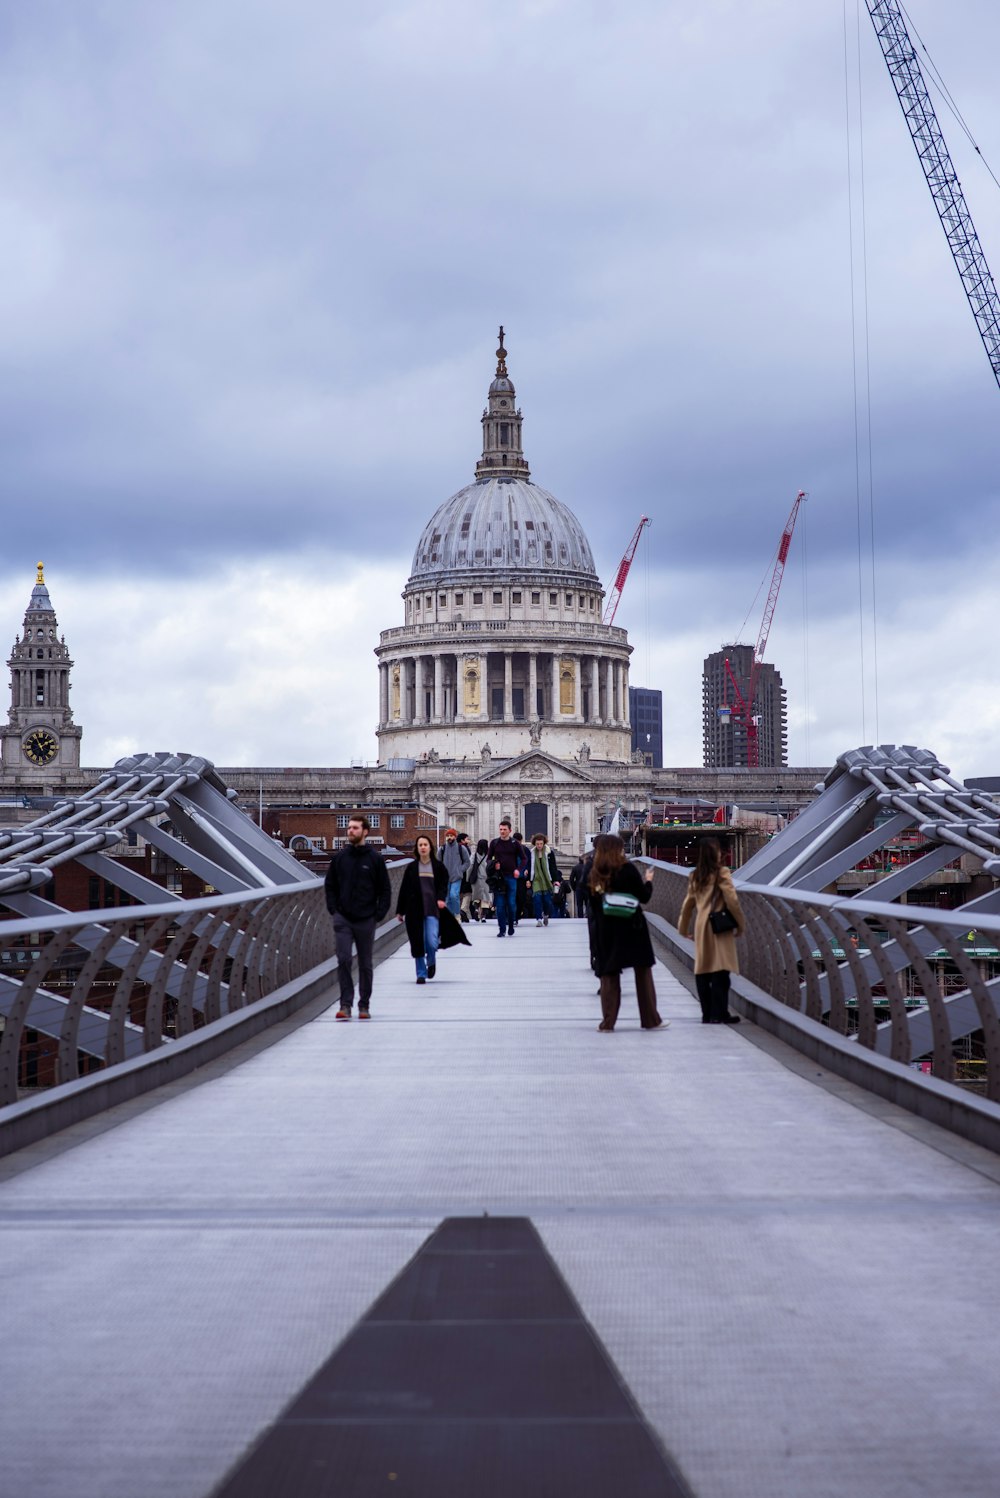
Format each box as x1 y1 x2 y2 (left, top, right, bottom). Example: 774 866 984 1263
379 649 630 729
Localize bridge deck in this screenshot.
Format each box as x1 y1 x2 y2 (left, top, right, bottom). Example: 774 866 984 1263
2 920 1000 1497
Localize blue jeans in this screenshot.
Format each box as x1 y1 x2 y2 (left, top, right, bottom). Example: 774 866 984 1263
495 876 518 934
446 880 462 917
532 889 555 921
415 916 440 979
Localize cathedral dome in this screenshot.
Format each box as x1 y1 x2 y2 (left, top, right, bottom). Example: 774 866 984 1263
377 331 632 776
407 328 598 589
409 476 598 585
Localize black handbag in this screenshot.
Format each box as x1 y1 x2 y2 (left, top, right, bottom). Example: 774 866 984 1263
709 904 738 934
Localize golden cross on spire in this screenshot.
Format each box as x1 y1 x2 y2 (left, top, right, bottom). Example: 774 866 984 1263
496 325 508 377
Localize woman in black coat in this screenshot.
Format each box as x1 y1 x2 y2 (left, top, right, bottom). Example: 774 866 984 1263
588 833 666 1032
396 835 470 984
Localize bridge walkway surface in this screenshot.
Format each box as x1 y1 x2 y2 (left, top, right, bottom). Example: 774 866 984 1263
2 919 1000 1497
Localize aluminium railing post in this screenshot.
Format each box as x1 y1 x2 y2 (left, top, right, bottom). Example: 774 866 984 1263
0 930 74 1106
175 908 231 1037
204 901 257 1017
825 910 878 1047
921 926 1000 1102
809 912 849 1033
882 917 955 1082
144 912 208 1050
854 916 913 1067
60 924 124 1085
104 913 175 1065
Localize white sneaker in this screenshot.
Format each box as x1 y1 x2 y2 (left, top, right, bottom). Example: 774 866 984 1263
536 919 543 927
543 915 549 926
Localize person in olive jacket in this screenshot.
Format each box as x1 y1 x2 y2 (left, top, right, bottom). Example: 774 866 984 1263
588 833 666 1033
677 835 745 1024
324 813 391 1020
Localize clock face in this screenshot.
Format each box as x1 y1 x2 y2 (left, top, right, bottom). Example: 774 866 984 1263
23 729 59 766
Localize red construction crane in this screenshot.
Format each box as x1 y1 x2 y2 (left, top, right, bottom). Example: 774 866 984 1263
722 490 807 768
602 515 650 625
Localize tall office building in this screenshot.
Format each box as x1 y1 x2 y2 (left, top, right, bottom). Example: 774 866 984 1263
629 686 662 768
702 644 787 768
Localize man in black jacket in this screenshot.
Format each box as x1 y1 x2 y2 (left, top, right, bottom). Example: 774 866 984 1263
568 854 591 920
324 813 391 1020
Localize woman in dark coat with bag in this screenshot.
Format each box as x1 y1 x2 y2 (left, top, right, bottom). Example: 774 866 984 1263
396 835 471 983
677 836 745 1024
588 833 666 1033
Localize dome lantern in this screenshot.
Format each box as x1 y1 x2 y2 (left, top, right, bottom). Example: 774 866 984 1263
475 325 531 482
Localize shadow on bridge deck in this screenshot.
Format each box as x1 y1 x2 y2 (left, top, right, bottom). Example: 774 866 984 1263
2 920 1000 1497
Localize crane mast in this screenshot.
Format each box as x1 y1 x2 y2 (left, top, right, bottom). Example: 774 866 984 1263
755 491 806 665
602 515 650 625
866 0 1000 391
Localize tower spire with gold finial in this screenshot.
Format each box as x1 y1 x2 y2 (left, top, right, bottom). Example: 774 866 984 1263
1 561 83 773
475 326 530 481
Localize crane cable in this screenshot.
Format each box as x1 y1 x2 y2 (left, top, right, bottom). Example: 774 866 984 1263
898 2 1000 195
643 523 651 688
800 498 811 765
845 0 880 746
732 535 781 649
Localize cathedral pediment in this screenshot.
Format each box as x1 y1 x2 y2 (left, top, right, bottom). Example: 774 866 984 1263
478 751 594 786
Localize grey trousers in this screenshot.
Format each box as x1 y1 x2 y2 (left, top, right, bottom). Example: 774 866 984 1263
331 913 375 1009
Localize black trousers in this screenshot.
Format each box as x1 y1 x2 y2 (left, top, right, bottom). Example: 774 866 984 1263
695 970 731 1023
332 913 376 1008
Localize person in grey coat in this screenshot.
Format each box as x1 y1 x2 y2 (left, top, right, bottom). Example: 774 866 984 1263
467 837 492 921
438 828 471 918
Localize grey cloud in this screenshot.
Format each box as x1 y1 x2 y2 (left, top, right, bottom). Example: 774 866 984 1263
1 0 998 726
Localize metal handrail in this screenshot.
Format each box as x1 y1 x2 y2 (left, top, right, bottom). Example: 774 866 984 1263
0 867 406 1108
645 862 1000 1103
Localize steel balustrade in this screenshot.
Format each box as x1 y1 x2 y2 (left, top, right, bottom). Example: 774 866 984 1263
646 863 1000 1103
0 753 411 1120
0 870 406 1107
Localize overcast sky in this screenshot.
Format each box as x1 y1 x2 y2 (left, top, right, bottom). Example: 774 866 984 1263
2 1 999 777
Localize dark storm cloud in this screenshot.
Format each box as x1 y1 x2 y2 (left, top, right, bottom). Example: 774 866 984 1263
1 0 999 768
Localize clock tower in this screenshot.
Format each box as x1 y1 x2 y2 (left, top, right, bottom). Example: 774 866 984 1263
2 563 82 778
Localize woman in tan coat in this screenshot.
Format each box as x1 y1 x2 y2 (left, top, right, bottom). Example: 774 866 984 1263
678 837 745 1024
